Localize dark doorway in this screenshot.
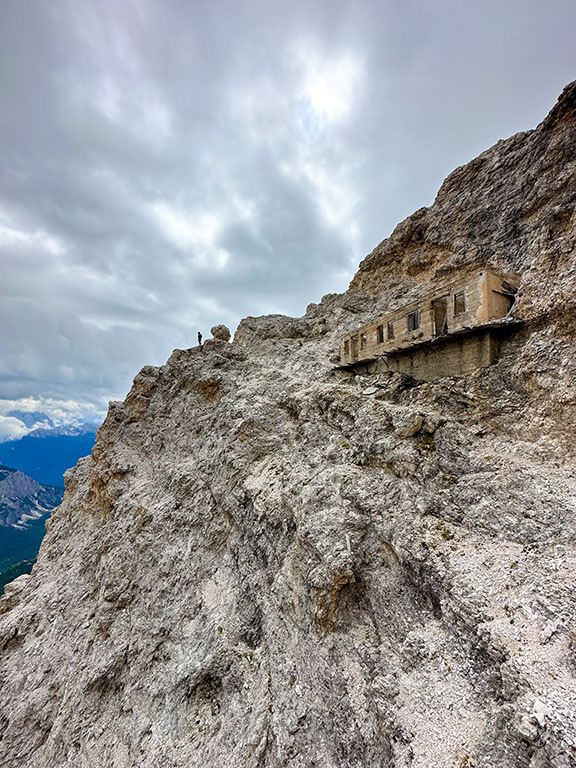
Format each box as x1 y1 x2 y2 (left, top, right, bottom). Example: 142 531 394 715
432 297 448 336
351 335 359 361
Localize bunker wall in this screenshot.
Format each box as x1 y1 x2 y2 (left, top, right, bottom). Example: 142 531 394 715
371 331 498 380
339 268 520 366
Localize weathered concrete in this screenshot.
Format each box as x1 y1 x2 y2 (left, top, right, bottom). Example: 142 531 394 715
371 328 502 380
339 268 519 374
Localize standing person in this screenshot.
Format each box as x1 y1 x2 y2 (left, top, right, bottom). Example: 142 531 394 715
197 331 203 347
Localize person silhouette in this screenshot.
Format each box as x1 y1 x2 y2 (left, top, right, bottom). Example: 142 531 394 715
197 331 203 347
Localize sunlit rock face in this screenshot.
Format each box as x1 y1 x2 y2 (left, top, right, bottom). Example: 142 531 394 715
1 84 575 768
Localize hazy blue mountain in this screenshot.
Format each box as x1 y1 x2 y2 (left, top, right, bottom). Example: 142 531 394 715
6 410 55 429
0 419 97 590
0 464 64 593
0 432 96 486
3 410 100 440
0 416 97 591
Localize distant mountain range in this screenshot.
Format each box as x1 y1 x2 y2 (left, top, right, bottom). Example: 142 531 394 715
6 410 55 429
5 409 100 438
0 432 96 486
0 412 99 592
0 464 64 592
0 464 63 527
0 413 99 486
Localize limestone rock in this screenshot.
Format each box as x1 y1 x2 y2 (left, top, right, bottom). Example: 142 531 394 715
1 84 576 768
211 324 231 342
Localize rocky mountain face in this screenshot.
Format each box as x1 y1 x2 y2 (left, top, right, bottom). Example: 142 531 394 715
0 464 63 529
1 83 575 768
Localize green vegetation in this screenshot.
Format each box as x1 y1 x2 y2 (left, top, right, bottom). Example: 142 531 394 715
0 514 48 594
0 557 36 592
440 523 455 541
415 433 436 454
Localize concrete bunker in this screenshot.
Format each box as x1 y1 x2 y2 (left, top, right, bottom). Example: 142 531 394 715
337 268 521 380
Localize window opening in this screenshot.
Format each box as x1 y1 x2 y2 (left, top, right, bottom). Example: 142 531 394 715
407 310 420 332
377 325 384 343
343 339 350 355
351 336 359 360
387 321 395 340
453 291 466 316
432 297 448 336
360 333 367 350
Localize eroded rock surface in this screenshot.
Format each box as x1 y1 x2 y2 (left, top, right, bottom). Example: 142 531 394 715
1 84 576 768
211 325 232 342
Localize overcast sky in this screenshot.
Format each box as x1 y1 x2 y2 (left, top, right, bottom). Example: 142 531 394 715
1 0 575 434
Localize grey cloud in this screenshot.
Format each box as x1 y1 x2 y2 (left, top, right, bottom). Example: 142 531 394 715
1 0 575 417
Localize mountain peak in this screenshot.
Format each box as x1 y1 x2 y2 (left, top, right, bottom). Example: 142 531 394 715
6 410 55 430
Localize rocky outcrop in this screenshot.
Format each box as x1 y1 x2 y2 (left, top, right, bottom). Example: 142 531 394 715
211 324 232 342
0 85 575 768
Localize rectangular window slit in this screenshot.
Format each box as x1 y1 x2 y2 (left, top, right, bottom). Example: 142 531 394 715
453 291 466 316
407 310 420 332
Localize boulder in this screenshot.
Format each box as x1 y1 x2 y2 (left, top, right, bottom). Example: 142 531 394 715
210 324 231 342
